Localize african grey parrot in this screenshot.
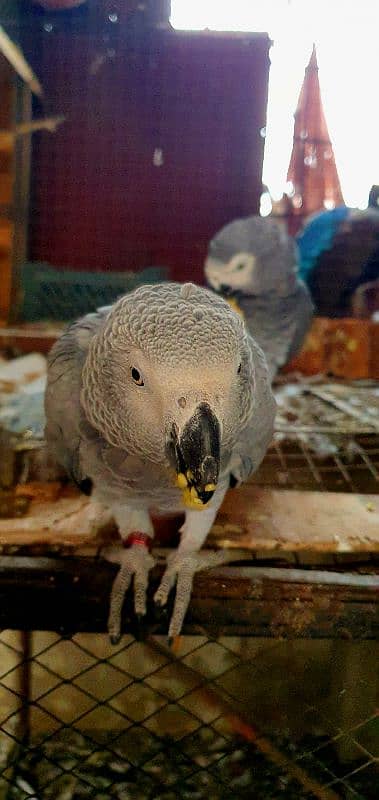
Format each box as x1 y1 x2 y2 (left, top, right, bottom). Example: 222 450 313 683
204 215 314 380
45 282 276 642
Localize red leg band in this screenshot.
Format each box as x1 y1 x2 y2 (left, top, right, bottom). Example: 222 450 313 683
123 532 152 550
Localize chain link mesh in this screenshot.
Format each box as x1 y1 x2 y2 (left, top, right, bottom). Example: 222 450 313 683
1 628 378 798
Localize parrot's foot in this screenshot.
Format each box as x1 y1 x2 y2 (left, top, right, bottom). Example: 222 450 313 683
154 549 234 640
104 536 154 644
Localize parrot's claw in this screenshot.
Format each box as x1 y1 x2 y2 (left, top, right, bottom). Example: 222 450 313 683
104 544 154 644
154 549 234 640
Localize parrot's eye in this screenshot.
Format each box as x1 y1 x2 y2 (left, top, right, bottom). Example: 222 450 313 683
237 363 242 374
235 262 245 271
131 367 144 386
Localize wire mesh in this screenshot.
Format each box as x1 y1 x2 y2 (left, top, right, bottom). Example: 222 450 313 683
0 631 378 799
252 435 379 494
20 264 167 322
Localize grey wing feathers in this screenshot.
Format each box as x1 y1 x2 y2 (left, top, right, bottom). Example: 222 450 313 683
287 280 314 361
244 306 293 381
242 282 314 380
230 337 276 485
44 307 109 485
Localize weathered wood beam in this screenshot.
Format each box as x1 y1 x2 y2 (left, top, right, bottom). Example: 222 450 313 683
0 485 378 553
0 324 62 351
0 555 377 639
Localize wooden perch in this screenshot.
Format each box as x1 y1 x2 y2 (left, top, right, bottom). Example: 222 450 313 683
0 116 66 148
0 555 377 639
0 483 378 553
0 25 43 96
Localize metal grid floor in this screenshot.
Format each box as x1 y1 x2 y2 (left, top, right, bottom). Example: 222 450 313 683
252 435 379 494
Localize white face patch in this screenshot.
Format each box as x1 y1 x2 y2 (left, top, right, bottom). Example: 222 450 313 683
205 252 256 291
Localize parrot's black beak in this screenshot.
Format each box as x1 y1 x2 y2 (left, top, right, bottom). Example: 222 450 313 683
219 283 234 297
168 403 221 505
215 283 242 301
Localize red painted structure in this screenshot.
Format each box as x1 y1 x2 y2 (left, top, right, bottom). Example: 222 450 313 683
286 45 344 235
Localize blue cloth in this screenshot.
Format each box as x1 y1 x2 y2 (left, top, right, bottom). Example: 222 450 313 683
296 206 350 282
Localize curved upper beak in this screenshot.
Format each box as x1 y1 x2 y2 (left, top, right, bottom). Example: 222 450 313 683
167 402 221 507
204 260 236 299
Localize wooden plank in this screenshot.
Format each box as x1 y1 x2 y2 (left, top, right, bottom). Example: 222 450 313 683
324 319 371 379
0 488 113 548
0 556 377 639
213 486 379 552
0 255 12 321
0 172 12 204
10 79 31 323
370 321 379 380
0 54 14 324
282 318 328 375
283 317 379 379
0 218 12 250
0 484 378 553
0 323 63 352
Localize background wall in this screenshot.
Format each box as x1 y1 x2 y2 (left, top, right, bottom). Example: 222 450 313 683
22 20 270 282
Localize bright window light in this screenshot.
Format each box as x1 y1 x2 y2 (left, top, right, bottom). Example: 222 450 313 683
171 1 379 210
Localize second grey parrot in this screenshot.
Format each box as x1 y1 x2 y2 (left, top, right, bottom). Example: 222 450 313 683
45 282 276 642
204 215 314 380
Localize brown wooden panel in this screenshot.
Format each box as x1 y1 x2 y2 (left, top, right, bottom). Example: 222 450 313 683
284 317 379 379
370 322 379 379
0 55 14 323
0 172 13 204
0 256 12 319
0 54 13 127
0 218 12 248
